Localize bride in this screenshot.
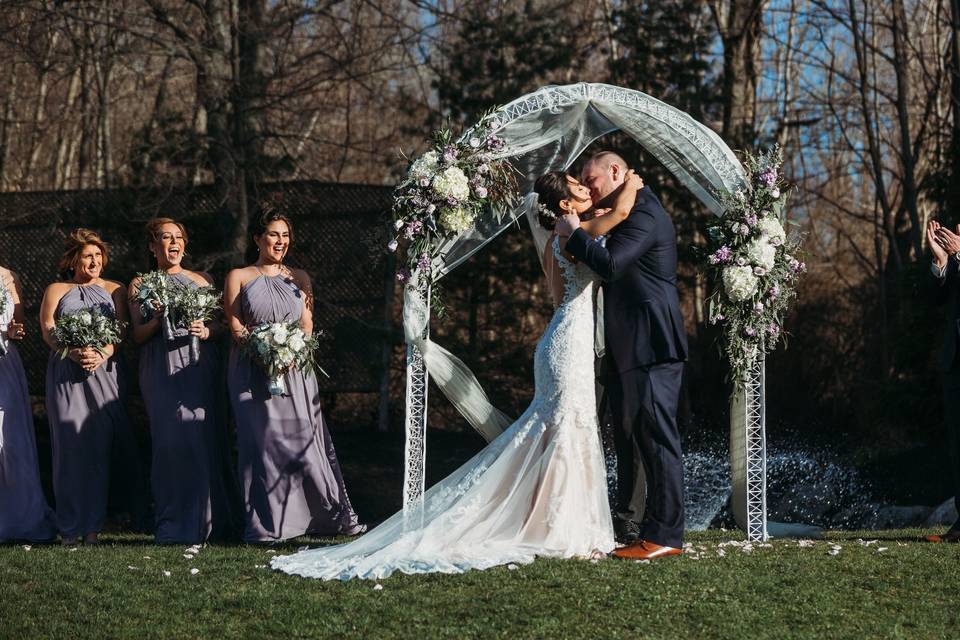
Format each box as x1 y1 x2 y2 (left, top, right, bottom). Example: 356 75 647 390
272 170 645 580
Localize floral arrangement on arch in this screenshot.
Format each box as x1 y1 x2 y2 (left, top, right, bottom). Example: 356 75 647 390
388 111 517 287
702 146 806 382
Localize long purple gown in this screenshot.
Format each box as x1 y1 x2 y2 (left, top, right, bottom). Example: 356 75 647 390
0 281 57 542
228 272 362 542
45 284 130 539
139 271 239 543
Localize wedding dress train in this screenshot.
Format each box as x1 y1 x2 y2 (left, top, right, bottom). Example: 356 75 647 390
272 237 614 580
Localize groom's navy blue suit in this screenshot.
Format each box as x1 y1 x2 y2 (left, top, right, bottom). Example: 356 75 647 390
566 186 688 548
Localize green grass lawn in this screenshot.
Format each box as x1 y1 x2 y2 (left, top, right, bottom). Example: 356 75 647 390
2 529 958 639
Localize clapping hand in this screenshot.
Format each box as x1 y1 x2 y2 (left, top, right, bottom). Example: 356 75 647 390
6 320 25 341
934 222 960 255
928 220 949 266
555 213 581 237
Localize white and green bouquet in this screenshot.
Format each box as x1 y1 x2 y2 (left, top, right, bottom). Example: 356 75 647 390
174 285 221 365
701 146 806 383
51 307 125 362
388 110 517 290
133 270 177 339
242 321 326 396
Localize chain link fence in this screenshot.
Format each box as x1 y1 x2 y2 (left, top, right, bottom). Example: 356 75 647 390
0 180 396 400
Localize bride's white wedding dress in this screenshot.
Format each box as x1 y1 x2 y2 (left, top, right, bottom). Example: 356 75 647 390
271 237 614 580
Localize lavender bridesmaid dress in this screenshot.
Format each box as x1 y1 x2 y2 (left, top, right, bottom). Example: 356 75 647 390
228 273 362 542
139 272 240 543
0 280 57 542
45 284 130 539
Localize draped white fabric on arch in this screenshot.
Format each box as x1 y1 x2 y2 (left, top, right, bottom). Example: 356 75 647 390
403 82 818 539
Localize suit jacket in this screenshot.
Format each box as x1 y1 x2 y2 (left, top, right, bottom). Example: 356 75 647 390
935 258 960 372
566 186 688 373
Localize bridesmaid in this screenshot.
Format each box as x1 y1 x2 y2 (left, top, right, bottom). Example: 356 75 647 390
0 265 57 542
224 211 365 543
128 217 240 544
40 229 130 545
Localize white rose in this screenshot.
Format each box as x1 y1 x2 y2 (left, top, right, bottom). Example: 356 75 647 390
277 347 294 364
409 151 439 180
79 311 92 326
288 334 306 352
757 217 786 245
770 188 781 199
722 266 759 302
393 219 404 230
431 166 471 201
746 238 776 271
271 325 289 345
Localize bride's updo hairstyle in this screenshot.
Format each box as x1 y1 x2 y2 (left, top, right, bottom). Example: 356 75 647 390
533 171 575 230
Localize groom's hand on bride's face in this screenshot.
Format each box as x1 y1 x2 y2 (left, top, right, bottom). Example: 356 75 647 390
555 213 581 236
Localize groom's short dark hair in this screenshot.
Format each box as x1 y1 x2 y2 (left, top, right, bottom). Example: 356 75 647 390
584 150 628 175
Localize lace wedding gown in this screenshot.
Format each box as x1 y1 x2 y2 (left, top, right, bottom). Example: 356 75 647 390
272 237 614 580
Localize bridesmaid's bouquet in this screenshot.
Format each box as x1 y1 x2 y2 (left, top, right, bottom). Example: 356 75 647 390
242 321 326 396
52 308 125 361
133 270 177 339
174 285 221 365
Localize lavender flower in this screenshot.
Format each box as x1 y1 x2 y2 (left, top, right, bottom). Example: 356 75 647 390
419 178 430 188
443 146 458 163
446 196 460 207
393 219 404 230
477 163 490 174
754 301 764 312
744 326 758 337
426 204 436 214
387 239 398 253
753 266 767 277
736 257 748 267
709 246 732 265
768 322 780 337
767 284 780 299
475 185 488 198
404 220 423 240
416 252 431 272
759 167 778 187
745 212 758 227
396 267 410 282
469 137 481 148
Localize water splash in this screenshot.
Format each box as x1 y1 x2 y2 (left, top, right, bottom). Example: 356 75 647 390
601 426 888 530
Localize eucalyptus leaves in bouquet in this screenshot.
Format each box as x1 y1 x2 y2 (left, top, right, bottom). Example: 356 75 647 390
701 146 806 383
174 284 221 365
242 321 327 397
52 308 125 361
132 270 177 339
388 110 517 291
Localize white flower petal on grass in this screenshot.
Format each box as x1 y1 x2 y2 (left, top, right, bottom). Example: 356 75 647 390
163 570 171 577
266 550 276 554
22 545 31 551
877 547 888 553
142 556 152 560
254 565 267 569
373 584 384 591
507 564 519 571
190 568 199 575
635 559 651 565
183 554 194 559
127 566 139 571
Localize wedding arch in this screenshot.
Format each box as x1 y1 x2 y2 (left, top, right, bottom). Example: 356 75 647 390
401 82 787 541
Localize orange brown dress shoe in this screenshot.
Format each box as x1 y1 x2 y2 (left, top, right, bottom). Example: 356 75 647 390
611 540 683 560
925 530 960 543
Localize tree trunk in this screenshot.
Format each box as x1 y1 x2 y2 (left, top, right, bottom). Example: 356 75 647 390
890 0 922 260
710 0 765 148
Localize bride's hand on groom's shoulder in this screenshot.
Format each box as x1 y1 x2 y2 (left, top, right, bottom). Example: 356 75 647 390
555 213 581 237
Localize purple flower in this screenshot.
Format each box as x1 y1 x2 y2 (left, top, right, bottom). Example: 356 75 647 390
759 167 778 187
443 146 458 163
767 284 780 299
469 137 481 148
404 220 423 240
419 178 430 188
486 135 505 150
754 301 764 312
396 267 410 282
446 196 460 207
713 313 725 323
387 239 398 253
426 204 436 214
736 257 748 267
416 252 431 272
745 212 758 227
475 185 488 198
753 266 767 277
744 327 758 338
477 163 490 174
768 322 780 336
709 246 732 265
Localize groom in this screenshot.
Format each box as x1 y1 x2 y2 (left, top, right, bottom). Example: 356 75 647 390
556 151 688 560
